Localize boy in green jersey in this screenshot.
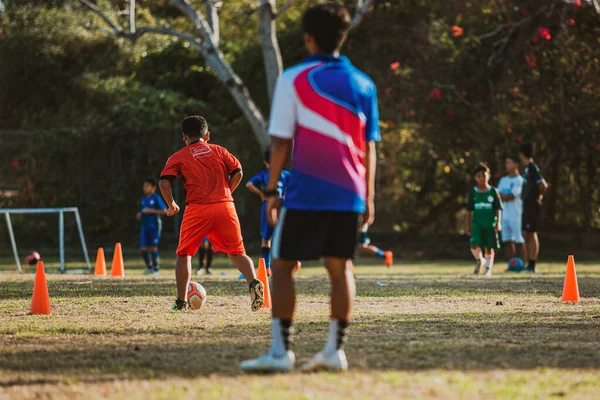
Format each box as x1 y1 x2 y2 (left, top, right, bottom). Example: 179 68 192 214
466 163 503 277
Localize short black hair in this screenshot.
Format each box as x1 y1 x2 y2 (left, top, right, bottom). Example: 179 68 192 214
144 178 157 186
506 155 519 163
519 142 535 158
182 116 208 139
302 2 351 54
264 147 272 164
473 162 490 176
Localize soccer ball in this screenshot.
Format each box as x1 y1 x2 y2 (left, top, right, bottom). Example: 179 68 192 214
187 282 207 310
24 251 41 265
507 257 525 272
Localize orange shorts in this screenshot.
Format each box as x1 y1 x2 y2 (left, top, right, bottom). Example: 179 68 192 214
176 202 246 256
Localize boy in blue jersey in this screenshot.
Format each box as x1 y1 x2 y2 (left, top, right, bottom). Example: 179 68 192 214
136 178 168 276
242 2 379 373
246 147 290 277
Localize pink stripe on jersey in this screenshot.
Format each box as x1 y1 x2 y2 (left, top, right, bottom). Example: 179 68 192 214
294 66 367 154
294 125 366 197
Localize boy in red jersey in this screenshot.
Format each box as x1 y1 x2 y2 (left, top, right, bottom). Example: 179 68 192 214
159 116 264 311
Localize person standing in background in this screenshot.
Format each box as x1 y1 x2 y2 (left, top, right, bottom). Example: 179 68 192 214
519 142 549 273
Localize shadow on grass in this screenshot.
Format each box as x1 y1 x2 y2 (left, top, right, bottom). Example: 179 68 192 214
1 311 599 386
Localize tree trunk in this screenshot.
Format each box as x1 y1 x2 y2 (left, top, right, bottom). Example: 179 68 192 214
205 1 219 43
259 0 283 104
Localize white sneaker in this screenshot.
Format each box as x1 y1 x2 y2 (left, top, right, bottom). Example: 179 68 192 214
300 350 348 372
484 268 492 278
152 269 160 277
143 267 153 276
240 350 295 373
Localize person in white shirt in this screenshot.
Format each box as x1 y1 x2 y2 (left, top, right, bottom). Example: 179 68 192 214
497 157 526 260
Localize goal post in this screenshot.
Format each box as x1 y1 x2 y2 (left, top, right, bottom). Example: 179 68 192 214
0 207 92 273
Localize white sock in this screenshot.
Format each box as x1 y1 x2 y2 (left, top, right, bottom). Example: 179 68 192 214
270 318 291 357
323 319 348 356
485 253 495 270
470 248 482 261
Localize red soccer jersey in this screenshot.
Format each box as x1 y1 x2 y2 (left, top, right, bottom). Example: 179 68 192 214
160 141 242 204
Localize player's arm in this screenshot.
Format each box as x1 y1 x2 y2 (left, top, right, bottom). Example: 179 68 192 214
533 165 549 198
159 156 181 216
158 179 180 217
364 141 377 227
495 209 502 232
229 169 243 192
500 193 515 201
265 73 297 226
466 212 472 236
494 189 503 232
246 182 265 200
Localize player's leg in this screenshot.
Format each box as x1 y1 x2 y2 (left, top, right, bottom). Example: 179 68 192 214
197 240 206 269
149 245 160 275
173 255 192 310
523 204 540 272
301 212 359 372
483 245 495 278
205 240 214 272
501 219 516 259
209 202 264 311
241 209 323 373
470 224 485 274
140 226 152 274
172 205 209 310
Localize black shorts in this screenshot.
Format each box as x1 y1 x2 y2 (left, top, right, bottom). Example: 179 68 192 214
271 208 361 261
523 202 541 232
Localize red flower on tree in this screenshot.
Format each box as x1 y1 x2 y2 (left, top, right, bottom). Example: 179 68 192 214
516 136 524 143
573 0 581 7
11 160 19 169
524 54 537 68
451 26 464 37
390 62 400 71
385 87 392 94
567 18 576 26
429 88 442 99
539 27 551 40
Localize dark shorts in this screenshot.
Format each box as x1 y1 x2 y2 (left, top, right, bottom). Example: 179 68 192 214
523 202 541 232
271 208 361 261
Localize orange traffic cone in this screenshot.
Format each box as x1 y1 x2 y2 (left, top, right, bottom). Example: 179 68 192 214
561 255 580 302
94 248 107 277
256 258 272 309
110 242 125 277
30 261 52 315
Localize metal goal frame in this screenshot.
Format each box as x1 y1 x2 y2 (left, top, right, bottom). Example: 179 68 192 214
1 207 91 273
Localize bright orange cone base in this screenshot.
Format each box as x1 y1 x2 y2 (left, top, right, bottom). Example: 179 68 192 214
111 242 125 277
561 255 580 302
257 258 272 309
30 261 52 315
95 247 107 277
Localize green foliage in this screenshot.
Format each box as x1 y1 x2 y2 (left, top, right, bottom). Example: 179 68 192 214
0 0 599 244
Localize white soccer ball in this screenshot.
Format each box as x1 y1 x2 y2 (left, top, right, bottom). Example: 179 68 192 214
187 282 207 310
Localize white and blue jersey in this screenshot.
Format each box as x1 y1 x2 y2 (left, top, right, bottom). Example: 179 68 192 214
140 193 167 248
248 168 290 240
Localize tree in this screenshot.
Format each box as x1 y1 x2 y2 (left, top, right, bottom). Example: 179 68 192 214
78 0 375 150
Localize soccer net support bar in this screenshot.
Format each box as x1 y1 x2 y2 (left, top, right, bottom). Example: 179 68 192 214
0 207 92 273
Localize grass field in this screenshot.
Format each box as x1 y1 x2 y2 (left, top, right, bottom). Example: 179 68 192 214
1 256 599 400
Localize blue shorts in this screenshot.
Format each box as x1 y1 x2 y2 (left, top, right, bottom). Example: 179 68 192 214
261 202 275 241
140 225 161 248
